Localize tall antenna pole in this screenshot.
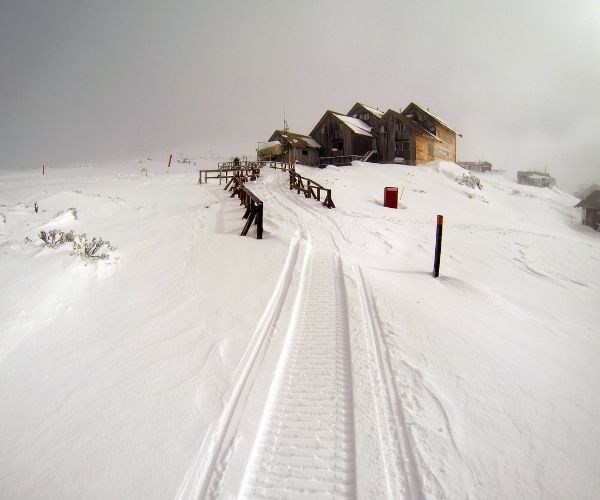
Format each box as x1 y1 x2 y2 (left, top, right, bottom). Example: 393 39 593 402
284 104 289 133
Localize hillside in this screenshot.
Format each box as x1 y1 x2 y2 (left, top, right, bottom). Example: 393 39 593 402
0 160 598 499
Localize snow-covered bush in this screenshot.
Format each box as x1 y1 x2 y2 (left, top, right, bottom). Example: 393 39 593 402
55 207 78 220
456 173 483 190
72 233 116 260
38 229 75 248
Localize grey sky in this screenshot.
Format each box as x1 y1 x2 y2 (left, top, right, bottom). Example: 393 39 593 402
1 0 599 191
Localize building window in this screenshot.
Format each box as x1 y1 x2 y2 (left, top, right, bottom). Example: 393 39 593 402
302 149 308 156
332 139 344 152
395 140 409 156
427 143 434 156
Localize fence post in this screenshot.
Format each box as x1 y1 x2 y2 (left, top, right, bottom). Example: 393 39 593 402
433 214 443 278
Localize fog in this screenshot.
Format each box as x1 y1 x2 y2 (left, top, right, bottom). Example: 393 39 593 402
1 0 599 192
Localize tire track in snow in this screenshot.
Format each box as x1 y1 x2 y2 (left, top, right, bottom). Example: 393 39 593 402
236 171 357 498
268 171 429 498
240 246 357 499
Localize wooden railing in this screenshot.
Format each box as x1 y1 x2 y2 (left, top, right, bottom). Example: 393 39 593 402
224 174 263 239
198 166 261 185
289 171 335 209
318 155 360 167
269 162 295 172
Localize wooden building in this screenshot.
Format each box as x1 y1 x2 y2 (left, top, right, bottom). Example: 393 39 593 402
309 110 374 163
575 190 600 230
374 105 461 165
259 130 321 166
347 102 385 129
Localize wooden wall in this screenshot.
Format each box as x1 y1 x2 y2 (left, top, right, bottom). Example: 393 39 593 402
310 113 372 158
374 113 415 164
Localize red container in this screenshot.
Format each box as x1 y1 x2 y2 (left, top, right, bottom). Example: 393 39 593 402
384 186 398 208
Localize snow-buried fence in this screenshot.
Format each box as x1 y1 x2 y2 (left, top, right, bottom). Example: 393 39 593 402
224 174 263 239
289 171 335 209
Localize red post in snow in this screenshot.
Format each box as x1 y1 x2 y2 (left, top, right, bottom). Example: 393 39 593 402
167 154 172 172
433 214 443 278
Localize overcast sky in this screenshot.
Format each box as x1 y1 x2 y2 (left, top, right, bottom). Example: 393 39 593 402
1 0 599 191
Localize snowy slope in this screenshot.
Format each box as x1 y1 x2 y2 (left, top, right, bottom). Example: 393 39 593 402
1 159 599 499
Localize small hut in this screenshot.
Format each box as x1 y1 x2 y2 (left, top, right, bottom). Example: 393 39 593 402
259 130 321 166
575 190 600 230
517 170 556 188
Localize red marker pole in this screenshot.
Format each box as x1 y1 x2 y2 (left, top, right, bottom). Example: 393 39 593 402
433 214 443 278
167 154 172 172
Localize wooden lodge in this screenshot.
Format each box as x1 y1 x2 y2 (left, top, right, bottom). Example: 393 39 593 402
258 130 321 167
309 110 374 163
575 190 600 230
258 100 461 167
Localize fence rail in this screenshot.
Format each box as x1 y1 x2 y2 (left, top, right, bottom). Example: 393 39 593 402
198 166 261 185
289 171 335 209
224 174 263 239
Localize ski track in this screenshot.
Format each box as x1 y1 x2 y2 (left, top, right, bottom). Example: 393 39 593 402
185 169 429 499
240 173 357 498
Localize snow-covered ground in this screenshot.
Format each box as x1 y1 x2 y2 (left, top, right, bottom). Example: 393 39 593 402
1 159 598 499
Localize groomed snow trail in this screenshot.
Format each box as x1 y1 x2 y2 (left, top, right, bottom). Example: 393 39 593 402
239 189 357 497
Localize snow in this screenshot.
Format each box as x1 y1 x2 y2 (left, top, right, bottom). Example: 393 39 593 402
1 158 599 499
333 113 373 136
359 103 385 119
257 140 281 151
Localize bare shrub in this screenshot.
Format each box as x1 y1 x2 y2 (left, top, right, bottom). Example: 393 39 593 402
72 233 116 260
55 207 78 220
38 229 75 248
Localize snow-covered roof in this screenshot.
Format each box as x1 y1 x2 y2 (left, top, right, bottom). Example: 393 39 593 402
404 102 462 136
274 131 321 149
333 113 373 137
258 140 281 151
358 103 384 119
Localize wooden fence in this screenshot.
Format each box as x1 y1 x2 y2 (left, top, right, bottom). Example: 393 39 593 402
224 174 263 239
198 166 261 185
289 171 335 209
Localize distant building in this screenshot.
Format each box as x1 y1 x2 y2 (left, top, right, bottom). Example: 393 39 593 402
575 190 600 230
259 100 462 167
258 130 321 167
458 161 492 172
517 170 556 188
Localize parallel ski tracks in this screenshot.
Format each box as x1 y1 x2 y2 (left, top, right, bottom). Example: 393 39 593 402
182 170 425 499
241 249 357 498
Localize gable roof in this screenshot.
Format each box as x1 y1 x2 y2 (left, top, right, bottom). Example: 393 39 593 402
402 102 462 136
575 189 600 209
349 102 385 120
270 130 321 149
380 108 443 142
332 113 372 136
309 110 373 138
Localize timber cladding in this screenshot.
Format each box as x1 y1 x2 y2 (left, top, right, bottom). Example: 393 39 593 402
309 111 373 159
